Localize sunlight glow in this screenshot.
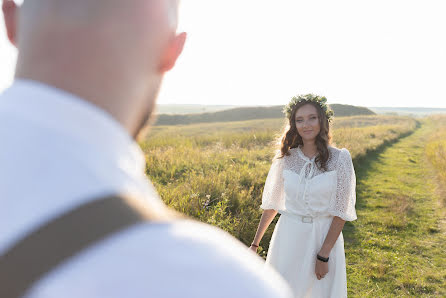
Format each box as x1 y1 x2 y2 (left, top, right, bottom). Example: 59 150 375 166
1 0 445 108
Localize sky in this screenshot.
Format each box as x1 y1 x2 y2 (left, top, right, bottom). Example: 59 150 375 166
1 0 445 108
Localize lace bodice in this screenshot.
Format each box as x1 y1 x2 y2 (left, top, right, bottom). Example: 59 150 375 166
260 146 357 221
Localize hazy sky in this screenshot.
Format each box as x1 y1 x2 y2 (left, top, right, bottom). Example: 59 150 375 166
1 0 445 108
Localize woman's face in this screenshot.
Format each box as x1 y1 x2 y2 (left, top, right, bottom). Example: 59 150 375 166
294 104 321 143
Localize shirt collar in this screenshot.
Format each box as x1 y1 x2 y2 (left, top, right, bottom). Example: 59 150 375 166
2 79 146 177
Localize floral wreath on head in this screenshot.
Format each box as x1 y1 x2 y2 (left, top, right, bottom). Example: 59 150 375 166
283 94 334 123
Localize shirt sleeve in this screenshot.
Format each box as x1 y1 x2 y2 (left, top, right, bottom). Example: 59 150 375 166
328 148 357 221
260 158 286 211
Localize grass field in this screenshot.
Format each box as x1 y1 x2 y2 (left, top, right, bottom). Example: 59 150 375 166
141 115 417 247
345 117 446 296
426 115 446 210
140 114 446 296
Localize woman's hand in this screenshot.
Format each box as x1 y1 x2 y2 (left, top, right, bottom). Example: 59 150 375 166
249 245 258 253
315 259 329 280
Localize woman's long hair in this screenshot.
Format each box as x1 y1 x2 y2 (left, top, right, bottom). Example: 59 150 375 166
277 101 332 171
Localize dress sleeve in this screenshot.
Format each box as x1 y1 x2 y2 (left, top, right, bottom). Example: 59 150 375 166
260 157 286 211
329 148 357 221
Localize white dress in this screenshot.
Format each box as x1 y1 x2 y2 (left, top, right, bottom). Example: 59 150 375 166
261 146 357 298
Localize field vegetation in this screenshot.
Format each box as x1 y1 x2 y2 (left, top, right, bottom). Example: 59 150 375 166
141 114 446 296
426 115 446 205
345 119 445 296
425 115 446 230
141 115 417 249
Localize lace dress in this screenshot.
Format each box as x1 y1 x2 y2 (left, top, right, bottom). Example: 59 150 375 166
261 146 357 298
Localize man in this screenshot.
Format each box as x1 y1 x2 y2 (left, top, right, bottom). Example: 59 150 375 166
0 0 292 297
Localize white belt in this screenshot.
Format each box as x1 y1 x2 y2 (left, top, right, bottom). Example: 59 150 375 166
301 215 314 223
280 212 331 224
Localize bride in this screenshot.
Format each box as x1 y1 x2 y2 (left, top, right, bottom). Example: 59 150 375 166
250 94 357 297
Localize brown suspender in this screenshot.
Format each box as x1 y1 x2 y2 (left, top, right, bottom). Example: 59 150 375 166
0 194 180 298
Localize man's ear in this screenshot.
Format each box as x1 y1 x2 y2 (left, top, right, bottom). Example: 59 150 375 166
2 0 18 47
159 32 187 73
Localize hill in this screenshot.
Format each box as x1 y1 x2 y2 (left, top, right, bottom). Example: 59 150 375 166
329 104 376 117
156 104 238 115
370 107 446 116
154 104 375 126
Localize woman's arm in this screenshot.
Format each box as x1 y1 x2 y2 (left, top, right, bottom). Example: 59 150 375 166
315 216 346 279
319 216 346 257
249 209 278 252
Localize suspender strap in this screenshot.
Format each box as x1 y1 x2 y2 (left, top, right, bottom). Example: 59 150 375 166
0 194 178 298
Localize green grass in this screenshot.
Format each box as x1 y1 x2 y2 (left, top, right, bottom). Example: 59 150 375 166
140 115 417 251
147 115 414 141
425 116 446 208
345 119 446 297
140 114 446 296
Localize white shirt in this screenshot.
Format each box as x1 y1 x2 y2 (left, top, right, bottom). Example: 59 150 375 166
0 80 293 298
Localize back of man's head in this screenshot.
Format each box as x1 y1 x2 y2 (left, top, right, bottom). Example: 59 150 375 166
2 0 186 138
16 0 180 72
19 0 179 30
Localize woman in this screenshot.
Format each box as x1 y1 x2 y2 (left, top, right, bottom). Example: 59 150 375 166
250 94 357 297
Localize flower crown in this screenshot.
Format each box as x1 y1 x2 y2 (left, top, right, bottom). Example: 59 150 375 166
283 94 334 123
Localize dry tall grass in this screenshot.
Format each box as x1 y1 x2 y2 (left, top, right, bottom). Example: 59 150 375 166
140 115 418 250
426 115 446 206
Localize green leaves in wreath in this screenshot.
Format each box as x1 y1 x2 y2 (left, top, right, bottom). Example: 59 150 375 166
283 94 334 123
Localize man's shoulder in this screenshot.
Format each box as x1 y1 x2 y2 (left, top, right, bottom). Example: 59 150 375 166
111 219 293 297
28 218 292 298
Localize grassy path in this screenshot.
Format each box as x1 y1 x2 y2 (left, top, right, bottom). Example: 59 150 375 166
344 120 446 297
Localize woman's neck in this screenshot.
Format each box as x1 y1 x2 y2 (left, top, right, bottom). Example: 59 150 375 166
301 141 318 159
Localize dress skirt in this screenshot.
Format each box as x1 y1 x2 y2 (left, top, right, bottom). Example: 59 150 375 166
265 212 347 298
